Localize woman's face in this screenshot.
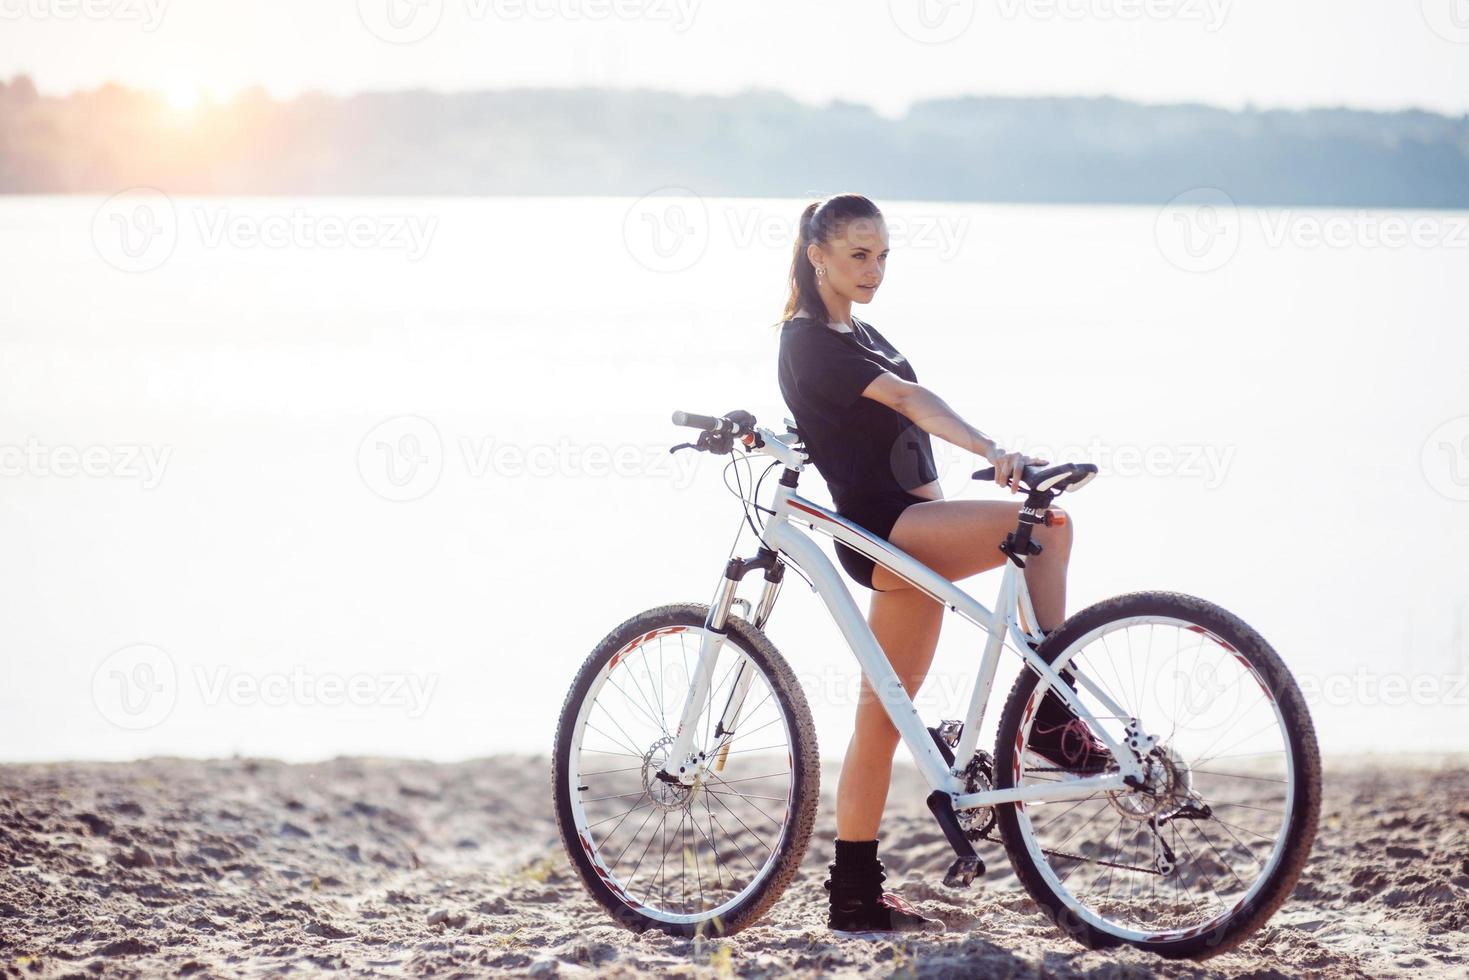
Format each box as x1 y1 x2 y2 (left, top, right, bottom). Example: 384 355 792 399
809 216 889 306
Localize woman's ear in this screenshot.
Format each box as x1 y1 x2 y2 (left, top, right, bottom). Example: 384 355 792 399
806 241 824 274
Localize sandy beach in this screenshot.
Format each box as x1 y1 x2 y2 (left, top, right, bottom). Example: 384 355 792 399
1 755 1465 978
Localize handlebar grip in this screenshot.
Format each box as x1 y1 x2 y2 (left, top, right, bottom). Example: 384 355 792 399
971 464 1043 483
671 410 721 431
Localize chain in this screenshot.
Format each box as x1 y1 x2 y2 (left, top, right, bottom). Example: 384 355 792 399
973 766 1164 876
973 833 1163 877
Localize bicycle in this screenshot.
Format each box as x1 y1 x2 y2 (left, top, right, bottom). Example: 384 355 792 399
552 409 1321 959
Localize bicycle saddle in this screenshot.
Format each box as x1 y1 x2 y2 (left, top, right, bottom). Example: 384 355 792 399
971 461 1098 494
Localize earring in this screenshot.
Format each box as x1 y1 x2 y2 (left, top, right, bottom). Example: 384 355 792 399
816 266 826 279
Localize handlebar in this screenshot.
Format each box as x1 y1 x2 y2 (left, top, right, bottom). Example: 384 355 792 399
670 409 763 456
670 410 760 438
670 410 809 471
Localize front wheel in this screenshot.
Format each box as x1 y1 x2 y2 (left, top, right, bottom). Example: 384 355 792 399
552 603 820 937
993 591 1321 959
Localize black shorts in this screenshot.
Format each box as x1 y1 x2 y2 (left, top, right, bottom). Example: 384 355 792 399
833 489 930 591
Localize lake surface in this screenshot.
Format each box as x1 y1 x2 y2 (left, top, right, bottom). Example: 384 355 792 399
1 194 1465 762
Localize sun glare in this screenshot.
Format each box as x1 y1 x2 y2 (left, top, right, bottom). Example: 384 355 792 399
163 84 201 116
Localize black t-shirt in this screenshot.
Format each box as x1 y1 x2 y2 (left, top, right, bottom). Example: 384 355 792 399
777 315 938 508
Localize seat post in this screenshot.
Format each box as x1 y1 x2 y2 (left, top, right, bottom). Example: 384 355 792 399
1002 488 1057 566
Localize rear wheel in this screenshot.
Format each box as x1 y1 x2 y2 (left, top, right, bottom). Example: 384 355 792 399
553 603 820 936
994 591 1321 959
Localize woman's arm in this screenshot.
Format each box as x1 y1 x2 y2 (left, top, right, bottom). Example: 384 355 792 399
861 373 1043 493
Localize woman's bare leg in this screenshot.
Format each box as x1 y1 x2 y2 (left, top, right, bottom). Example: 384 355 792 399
872 499 1074 630
834 583 944 840
835 498 1075 840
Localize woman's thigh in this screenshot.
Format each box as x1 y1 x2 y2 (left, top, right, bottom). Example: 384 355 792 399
870 498 1063 592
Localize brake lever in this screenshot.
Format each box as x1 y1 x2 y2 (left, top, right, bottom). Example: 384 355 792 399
669 441 699 454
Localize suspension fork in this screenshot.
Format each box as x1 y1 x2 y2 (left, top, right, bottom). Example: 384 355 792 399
660 548 785 786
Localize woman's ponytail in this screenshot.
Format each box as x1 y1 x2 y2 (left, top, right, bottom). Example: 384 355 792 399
783 200 824 323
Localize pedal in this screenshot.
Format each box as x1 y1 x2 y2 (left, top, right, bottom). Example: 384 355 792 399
926 726 957 767
943 855 985 888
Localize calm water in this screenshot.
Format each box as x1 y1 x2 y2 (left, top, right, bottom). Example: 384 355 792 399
1 195 1465 762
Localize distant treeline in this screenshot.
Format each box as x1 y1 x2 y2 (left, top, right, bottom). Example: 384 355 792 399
2 75 1467 207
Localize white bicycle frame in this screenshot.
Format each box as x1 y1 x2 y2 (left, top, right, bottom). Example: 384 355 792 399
662 426 1146 812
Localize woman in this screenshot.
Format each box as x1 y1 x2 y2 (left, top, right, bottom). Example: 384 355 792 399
775 194 1107 935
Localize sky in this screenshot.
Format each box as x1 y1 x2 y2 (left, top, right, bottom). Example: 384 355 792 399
2 1 1469 116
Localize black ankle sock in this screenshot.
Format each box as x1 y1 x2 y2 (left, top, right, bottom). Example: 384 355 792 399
833 838 879 869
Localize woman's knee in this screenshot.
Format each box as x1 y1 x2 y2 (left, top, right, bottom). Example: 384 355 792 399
1041 505 1074 548
853 713 901 755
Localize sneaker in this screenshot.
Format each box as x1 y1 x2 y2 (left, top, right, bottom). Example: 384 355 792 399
825 859 944 936
1027 668 1114 774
